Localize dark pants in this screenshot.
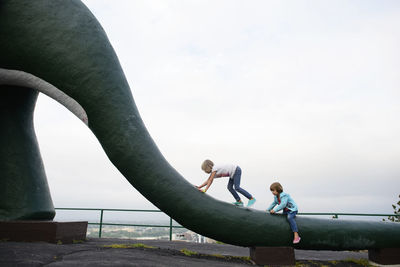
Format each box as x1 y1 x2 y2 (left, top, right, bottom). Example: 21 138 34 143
227 167 253 201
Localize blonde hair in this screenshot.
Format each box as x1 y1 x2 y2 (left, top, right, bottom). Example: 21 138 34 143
201 159 214 173
270 182 283 193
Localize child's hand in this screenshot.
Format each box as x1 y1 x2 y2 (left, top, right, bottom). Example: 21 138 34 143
270 210 275 214
197 187 206 193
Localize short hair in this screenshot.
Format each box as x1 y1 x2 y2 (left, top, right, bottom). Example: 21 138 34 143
270 182 283 193
201 159 214 173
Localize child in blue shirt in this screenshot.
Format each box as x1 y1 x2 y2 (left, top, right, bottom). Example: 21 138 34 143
267 182 301 244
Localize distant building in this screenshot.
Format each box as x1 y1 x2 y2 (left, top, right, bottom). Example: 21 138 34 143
173 230 216 243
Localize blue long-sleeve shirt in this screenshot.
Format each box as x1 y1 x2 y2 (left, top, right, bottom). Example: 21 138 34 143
267 192 298 212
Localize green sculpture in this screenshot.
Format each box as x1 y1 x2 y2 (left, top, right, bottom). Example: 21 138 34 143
1 0 399 249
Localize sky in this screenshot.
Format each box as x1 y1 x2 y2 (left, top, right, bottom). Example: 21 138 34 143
34 0 400 217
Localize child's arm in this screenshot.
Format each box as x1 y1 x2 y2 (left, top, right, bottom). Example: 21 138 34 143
272 195 289 212
203 171 216 192
197 180 208 189
266 202 276 212
197 171 216 192
267 197 277 212
197 173 212 188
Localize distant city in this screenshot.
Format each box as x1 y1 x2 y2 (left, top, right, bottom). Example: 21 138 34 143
54 210 216 243
86 224 214 243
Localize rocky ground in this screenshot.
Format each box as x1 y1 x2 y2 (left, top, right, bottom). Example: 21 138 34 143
0 238 376 266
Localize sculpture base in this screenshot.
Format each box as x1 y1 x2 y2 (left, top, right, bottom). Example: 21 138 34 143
249 246 295 266
368 248 400 265
0 221 87 244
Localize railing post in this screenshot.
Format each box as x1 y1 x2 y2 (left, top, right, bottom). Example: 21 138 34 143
99 209 104 238
169 217 173 241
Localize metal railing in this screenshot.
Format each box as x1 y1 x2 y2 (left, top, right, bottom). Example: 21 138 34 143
55 208 184 240
55 208 397 240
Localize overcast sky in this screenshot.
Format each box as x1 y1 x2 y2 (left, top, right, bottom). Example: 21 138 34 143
34 1 400 217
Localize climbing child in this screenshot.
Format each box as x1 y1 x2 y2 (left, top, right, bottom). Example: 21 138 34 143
197 159 256 207
267 182 301 244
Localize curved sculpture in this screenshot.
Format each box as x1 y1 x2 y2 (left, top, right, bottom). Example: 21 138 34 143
1 0 399 249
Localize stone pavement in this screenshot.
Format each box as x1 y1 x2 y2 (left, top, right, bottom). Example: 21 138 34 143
0 238 370 266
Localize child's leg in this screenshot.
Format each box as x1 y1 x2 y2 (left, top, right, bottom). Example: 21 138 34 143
232 167 253 199
227 178 240 201
286 211 299 233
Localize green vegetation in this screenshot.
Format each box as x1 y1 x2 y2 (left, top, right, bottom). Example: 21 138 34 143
180 248 198 256
230 255 251 262
210 254 225 259
291 259 375 267
103 243 156 249
104 244 131 249
343 258 374 266
383 194 400 222
180 250 252 264
132 243 156 249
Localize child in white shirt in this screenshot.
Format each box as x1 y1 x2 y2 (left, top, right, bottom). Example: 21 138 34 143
197 159 256 207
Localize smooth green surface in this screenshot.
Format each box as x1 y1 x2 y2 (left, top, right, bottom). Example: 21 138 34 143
0 0 399 249
0 86 55 220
